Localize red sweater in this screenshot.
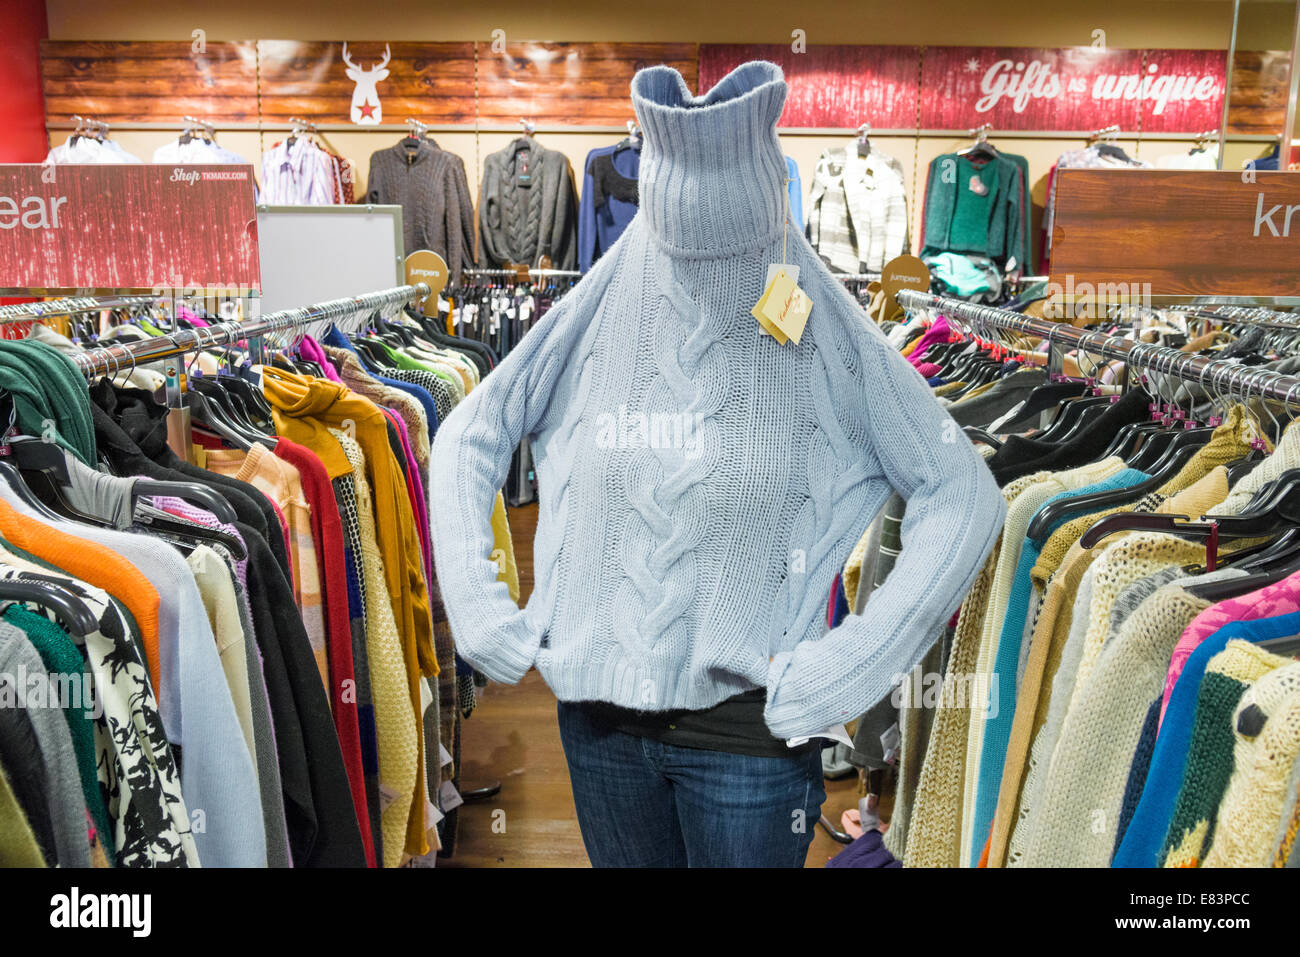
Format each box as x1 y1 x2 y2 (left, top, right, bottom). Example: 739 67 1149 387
274 437 375 868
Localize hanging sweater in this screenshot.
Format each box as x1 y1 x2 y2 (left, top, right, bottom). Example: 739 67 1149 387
1115 614 1300 867
430 61 1004 739
364 140 476 275
1203 661 1300 867
478 137 578 270
1161 641 1292 868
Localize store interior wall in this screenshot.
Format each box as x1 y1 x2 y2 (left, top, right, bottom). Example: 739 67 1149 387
36 0 1298 264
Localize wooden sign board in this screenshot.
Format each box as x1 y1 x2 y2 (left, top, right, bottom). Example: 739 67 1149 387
1050 168 1300 298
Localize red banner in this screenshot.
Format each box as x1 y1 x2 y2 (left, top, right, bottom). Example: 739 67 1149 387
699 44 1226 133
0 164 260 292
700 44 920 128
922 47 1226 132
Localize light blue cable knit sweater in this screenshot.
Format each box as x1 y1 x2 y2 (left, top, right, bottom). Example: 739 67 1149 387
429 61 1005 739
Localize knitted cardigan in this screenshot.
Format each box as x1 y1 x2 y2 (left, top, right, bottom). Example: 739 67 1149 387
478 137 579 270
1116 615 1299 866
1203 661 1300 867
1016 583 1209 866
985 471 1229 866
365 140 476 276
331 429 421 866
430 61 1005 740
904 471 1044 867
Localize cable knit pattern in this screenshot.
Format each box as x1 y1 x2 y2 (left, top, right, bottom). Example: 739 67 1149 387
429 61 1004 738
1203 662 1300 867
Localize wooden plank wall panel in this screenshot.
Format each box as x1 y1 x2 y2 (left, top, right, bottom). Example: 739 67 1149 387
1226 49 1291 136
1049 169 1300 297
477 42 698 126
256 41 477 125
41 40 259 124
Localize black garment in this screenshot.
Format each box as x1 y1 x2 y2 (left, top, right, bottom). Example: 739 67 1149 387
0 694 55 862
241 531 367 867
365 139 476 274
946 367 1049 428
986 387 1149 486
588 151 638 209
574 690 821 759
89 382 294 584
478 137 578 270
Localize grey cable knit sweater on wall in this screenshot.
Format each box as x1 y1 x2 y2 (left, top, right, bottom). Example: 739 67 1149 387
429 61 1004 739
478 138 579 271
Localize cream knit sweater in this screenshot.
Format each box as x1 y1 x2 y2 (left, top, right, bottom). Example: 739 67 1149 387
905 471 1041 867
1016 583 1210 866
961 459 1124 853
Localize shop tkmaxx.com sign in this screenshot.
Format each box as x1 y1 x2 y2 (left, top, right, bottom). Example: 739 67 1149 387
0 164 260 293
700 45 1226 131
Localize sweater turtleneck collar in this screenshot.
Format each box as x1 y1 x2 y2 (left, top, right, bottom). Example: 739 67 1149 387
632 61 789 258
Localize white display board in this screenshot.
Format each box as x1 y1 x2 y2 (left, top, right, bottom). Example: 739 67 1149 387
255 205 404 314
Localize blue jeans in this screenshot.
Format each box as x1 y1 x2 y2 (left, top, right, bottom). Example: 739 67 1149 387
557 701 826 867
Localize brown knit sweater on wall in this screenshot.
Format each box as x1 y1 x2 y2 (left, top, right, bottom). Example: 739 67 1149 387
365 140 477 275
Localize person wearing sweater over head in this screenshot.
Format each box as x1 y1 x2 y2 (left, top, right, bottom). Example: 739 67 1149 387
429 61 1004 868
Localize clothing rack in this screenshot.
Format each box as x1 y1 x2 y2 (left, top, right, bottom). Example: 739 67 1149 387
72 284 430 379
459 267 582 280
0 295 163 325
897 290 1300 410
1182 304 1300 333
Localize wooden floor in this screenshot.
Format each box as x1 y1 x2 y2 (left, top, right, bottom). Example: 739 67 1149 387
442 503 860 868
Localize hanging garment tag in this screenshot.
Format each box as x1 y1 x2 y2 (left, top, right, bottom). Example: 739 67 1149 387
785 724 854 749
438 742 453 768
752 265 811 345
438 779 465 813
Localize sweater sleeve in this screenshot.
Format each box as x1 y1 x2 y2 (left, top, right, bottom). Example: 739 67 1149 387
763 304 1006 739
428 256 612 683
578 149 600 273
551 160 580 272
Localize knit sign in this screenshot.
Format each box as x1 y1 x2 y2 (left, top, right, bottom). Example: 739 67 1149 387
0 164 260 292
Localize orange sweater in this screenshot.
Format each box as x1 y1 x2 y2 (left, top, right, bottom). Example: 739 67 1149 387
0 497 162 693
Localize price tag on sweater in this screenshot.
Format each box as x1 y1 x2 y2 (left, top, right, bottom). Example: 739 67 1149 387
785 724 854 750
752 264 812 345
438 780 465 813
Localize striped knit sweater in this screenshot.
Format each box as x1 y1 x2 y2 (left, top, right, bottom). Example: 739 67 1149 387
1203 661 1300 867
1161 641 1291 868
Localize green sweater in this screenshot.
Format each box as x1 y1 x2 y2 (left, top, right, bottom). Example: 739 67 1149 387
921 153 1029 271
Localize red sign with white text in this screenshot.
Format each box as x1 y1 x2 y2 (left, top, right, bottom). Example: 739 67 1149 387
921 47 1226 133
0 164 260 292
699 44 1226 133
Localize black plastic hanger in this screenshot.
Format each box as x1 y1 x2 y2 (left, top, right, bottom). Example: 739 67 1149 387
0 579 98 637
1026 441 1202 540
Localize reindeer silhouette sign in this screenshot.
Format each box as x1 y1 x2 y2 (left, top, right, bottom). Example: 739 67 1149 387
342 42 391 126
